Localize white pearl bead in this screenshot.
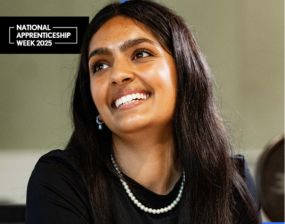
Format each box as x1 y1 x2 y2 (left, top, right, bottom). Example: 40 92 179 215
111 155 185 215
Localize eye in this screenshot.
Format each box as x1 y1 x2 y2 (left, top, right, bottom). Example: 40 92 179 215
133 49 153 60
91 62 109 74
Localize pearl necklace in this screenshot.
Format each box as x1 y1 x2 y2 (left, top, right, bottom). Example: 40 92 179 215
110 155 186 214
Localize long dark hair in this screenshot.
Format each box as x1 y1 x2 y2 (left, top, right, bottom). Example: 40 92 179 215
67 0 259 223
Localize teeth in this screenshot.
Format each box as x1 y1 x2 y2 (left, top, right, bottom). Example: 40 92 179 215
115 93 148 108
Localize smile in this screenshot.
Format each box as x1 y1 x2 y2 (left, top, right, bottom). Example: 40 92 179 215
114 93 150 109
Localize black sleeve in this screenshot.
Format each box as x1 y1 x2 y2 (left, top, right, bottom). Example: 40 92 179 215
243 158 262 223
26 150 93 224
243 159 260 211
234 155 262 223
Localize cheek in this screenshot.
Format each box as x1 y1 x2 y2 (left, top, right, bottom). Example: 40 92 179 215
90 79 106 111
152 62 177 95
154 62 177 114
139 61 176 85
162 59 177 87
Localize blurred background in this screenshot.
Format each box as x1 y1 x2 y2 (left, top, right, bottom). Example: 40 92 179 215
0 0 283 222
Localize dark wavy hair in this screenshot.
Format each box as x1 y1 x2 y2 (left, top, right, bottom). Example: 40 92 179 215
67 0 259 223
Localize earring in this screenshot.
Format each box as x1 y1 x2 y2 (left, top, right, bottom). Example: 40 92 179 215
96 115 104 130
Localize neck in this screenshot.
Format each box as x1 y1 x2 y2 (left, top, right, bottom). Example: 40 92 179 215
112 128 180 195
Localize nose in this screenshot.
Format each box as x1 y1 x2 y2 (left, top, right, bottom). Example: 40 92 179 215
110 60 134 85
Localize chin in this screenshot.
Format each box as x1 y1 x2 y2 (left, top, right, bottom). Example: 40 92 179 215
111 120 152 135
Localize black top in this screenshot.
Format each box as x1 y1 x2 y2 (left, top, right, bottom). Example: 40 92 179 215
26 149 261 224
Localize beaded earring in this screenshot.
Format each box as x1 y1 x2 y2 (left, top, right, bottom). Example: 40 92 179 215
96 115 104 130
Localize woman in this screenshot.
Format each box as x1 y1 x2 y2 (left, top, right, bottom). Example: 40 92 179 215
26 0 261 223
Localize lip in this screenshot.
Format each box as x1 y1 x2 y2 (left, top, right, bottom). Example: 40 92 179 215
110 89 151 109
115 98 148 110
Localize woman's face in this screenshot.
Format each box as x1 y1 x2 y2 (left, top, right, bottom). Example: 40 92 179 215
88 16 177 136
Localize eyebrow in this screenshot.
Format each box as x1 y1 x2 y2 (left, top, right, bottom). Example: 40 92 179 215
88 38 156 60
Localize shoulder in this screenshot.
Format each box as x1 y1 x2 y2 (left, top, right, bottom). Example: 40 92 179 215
232 154 257 198
28 149 83 188
35 148 78 169
232 154 246 176
35 148 76 167
232 154 261 222
26 149 92 224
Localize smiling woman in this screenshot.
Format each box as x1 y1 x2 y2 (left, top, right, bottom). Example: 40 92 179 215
26 1 261 224
89 16 177 136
